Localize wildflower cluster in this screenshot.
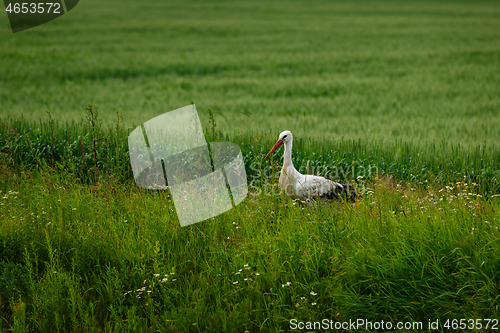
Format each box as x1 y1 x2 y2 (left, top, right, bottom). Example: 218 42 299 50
226 221 244 242
1 190 19 206
230 264 262 286
437 181 482 201
123 272 176 300
420 180 485 215
390 179 487 217
294 291 319 308
2 190 18 199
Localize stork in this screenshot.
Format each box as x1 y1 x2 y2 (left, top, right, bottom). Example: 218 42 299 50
265 130 360 201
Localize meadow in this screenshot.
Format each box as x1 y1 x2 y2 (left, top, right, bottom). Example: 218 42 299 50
1 0 500 331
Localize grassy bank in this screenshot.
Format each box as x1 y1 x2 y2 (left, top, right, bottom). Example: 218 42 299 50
1 166 499 332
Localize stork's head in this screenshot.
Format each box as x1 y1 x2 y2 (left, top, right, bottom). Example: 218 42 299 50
265 130 292 159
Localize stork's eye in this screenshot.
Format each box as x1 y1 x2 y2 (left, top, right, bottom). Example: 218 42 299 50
282 135 287 139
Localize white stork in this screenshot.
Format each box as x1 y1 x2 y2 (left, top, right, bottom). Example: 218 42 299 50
265 130 360 201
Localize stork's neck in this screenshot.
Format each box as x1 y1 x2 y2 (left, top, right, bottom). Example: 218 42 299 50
283 140 298 175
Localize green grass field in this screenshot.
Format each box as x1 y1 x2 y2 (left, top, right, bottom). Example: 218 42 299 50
1 0 500 331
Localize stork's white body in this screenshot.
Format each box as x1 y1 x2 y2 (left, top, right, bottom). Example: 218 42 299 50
266 131 357 201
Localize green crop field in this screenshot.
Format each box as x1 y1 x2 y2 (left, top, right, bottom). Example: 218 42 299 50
1 0 500 332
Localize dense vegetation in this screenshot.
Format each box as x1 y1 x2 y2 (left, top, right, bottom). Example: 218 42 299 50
1 0 499 331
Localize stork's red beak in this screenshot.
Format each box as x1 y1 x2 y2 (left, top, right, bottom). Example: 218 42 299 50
265 139 284 159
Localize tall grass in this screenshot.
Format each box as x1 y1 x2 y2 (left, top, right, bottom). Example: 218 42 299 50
0 165 499 331
1 115 499 194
